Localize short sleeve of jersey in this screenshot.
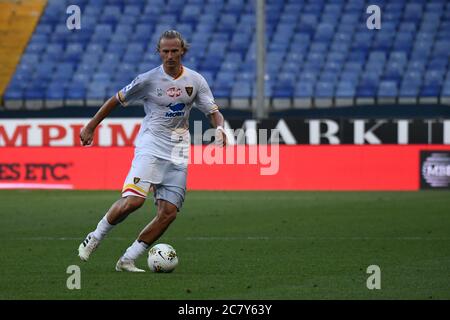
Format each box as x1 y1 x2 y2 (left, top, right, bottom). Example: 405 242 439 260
194 74 219 115
116 74 149 107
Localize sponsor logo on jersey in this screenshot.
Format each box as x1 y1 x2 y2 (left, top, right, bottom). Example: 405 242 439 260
166 87 182 98
165 103 186 117
123 76 140 94
185 86 193 96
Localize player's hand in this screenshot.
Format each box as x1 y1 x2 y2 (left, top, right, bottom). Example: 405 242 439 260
215 126 227 147
80 125 95 146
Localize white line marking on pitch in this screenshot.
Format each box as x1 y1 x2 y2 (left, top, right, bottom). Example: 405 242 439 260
7 236 450 241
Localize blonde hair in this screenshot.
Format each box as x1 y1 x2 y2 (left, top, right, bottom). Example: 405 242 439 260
157 30 190 56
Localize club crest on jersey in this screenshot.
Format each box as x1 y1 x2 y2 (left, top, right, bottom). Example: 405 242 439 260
166 87 182 98
133 177 140 184
185 86 193 96
156 88 163 97
165 103 186 117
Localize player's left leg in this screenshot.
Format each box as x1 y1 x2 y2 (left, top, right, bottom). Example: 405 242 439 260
137 199 178 244
115 199 178 272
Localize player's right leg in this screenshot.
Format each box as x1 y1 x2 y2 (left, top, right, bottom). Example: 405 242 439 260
78 153 154 261
78 196 145 261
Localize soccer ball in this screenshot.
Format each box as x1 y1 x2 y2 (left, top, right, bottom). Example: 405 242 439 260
147 243 178 273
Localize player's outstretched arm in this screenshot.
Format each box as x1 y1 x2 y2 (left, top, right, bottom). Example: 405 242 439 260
208 110 227 147
80 95 120 146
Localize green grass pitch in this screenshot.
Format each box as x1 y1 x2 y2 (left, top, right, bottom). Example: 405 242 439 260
0 190 449 300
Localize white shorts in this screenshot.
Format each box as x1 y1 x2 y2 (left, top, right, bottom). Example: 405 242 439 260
121 153 187 210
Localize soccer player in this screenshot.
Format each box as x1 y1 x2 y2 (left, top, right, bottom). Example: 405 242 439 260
77 30 227 272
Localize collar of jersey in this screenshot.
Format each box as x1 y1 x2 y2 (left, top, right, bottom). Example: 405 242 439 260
160 65 184 80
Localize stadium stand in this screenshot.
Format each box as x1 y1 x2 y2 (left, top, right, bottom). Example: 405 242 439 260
1 0 450 110
0 0 47 109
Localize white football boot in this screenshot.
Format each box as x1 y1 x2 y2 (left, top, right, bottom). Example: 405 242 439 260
115 258 145 272
78 232 100 261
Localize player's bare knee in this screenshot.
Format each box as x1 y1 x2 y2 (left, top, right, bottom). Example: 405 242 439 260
122 196 145 213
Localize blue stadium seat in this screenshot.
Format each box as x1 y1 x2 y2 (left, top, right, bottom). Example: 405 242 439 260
33 66 54 82
72 73 91 86
361 69 381 85
319 71 339 83
236 71 254 82
421 84 441 97
294 81 314 98
4 88 23 100
315 23 335 42
87 84 107 100
215 71 235 85
64 43 83 62
124 5 141 16
424 70 445 86
281 62 301 74
383 62 404 83
34 24 53 35
442 84 450 98
277 72 296 86
251 81 273 98
315 81 335 98
407 59 426 72
273 85 293 99
101 5 121 24
336 81 356 98
340 71 359 82
25 87 45 100
403 70 423 87
123 52 144 64
67 85 86 100
378 81 398 98
231 82 252 98
213 86 232 99
400 82 420 98
357 84 377 98
303 62 322 73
